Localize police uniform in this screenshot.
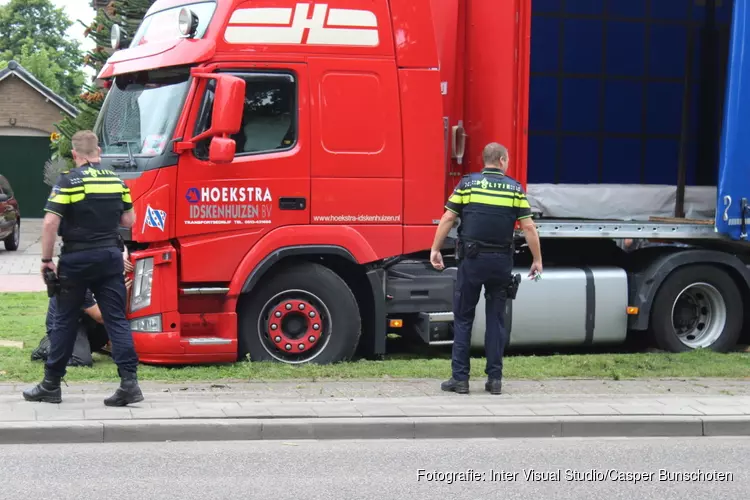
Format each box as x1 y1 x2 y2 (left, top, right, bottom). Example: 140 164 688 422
24 162 141 406
442 167 532 393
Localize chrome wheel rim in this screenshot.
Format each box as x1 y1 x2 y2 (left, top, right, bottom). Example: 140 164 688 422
670 282 726 349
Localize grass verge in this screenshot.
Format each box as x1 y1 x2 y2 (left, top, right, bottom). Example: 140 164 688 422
1 292 749 383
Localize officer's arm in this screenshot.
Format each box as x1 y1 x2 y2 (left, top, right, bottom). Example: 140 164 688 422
514 188 542 263
431 179 467 252
83 304 104 324
120 180 135 228
82 290 104 324
41 175 74 262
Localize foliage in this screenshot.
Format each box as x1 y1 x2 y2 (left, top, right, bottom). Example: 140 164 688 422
0 0 85 103
43 158 70 187
51 0 156 166
0 43 84 101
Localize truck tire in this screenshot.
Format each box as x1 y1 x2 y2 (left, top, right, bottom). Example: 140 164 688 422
649 265 743 353
238 262 362 364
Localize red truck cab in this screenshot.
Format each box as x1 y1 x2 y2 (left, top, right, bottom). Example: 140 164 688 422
95 0 528 365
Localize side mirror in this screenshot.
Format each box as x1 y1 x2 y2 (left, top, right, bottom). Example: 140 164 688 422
209 137 235 164
0 193 8 202
177 73 246 153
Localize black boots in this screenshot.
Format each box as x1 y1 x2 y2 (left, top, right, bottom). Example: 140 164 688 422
485 378 502 395
104 371 144 407
22 373 62 403
441 377 470 394
23 369 143 406
440 378 503 395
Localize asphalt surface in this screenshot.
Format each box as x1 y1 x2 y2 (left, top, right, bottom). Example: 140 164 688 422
0 437 746 499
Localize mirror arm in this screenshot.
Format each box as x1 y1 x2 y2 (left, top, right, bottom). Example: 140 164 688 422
188 129 214 144
173 141 196 153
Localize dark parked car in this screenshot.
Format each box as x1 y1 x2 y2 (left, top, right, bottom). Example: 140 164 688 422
0 174 20 251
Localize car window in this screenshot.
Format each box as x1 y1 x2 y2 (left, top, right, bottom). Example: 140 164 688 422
0 176 11 197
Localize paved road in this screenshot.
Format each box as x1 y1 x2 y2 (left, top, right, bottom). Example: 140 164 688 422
0 437 746 499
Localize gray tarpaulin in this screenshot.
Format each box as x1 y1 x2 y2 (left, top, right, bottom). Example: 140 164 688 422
525 184 717 221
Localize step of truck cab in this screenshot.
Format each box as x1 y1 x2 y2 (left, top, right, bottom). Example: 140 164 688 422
414 312 454 345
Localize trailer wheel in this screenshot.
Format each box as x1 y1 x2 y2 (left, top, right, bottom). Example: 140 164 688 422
650 265 743 353
238 262 361 364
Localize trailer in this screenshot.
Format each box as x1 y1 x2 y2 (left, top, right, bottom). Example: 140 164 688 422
95 0 750 366
425 0 750 354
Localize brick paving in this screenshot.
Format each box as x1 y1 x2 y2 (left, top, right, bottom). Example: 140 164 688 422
2 378 749 422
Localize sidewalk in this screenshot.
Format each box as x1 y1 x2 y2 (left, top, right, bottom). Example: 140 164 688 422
1 378 749 443
0 218 46 292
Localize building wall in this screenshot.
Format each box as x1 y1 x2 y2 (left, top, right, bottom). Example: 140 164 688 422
0 75 69 135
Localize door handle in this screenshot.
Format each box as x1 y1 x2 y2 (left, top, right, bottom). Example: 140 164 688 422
279 197 306 210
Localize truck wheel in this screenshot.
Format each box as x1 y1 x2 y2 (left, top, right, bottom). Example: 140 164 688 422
238 262 361 364
650 265 743 353
4 221 19 251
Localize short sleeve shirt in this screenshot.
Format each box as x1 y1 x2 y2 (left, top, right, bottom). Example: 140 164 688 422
43 164 132 246
445 169 532 220
444 168 532 245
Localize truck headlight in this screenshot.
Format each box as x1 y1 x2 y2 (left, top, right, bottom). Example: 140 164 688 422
130 314 162 333
130 257 154 312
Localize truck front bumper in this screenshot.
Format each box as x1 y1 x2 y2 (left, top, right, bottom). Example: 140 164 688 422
130 311 239 365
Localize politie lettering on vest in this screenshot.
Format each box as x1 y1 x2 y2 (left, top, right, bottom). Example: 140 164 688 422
429 142 543 396
25 129 144 408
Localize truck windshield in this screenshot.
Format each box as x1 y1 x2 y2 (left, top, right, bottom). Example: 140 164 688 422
94 67 190 157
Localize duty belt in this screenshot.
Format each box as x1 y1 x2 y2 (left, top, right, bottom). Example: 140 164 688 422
465 240 512 252
61 238 120 254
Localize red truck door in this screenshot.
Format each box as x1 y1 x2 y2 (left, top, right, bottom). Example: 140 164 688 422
174 62 311 282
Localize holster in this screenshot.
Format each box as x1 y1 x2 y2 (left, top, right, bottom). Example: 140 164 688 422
43 269 60 298
506 273 522 300
455 239 464 261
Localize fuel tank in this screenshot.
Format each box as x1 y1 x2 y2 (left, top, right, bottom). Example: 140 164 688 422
470 266 629 348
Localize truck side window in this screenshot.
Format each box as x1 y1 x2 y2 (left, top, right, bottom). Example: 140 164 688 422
192 72 297 160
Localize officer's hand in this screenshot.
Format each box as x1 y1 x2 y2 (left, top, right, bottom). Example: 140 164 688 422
40 261 56 280
125 277 133 291
528 260 543 279
430 250 445 270
123 257 134 274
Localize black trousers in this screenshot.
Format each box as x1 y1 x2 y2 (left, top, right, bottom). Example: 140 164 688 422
451 252 513 382
46 247 138 378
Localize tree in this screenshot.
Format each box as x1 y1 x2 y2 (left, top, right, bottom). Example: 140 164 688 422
50 0 156 169
0 0 85 103
0 42 84 99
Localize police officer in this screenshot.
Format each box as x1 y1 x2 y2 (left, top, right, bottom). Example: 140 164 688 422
430 142 543 394
23 130 143 407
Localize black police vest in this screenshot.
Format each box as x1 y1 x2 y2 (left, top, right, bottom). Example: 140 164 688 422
58 163 126 253
458 172 520 247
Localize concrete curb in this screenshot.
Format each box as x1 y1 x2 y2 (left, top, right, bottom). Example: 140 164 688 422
1 415 749 444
